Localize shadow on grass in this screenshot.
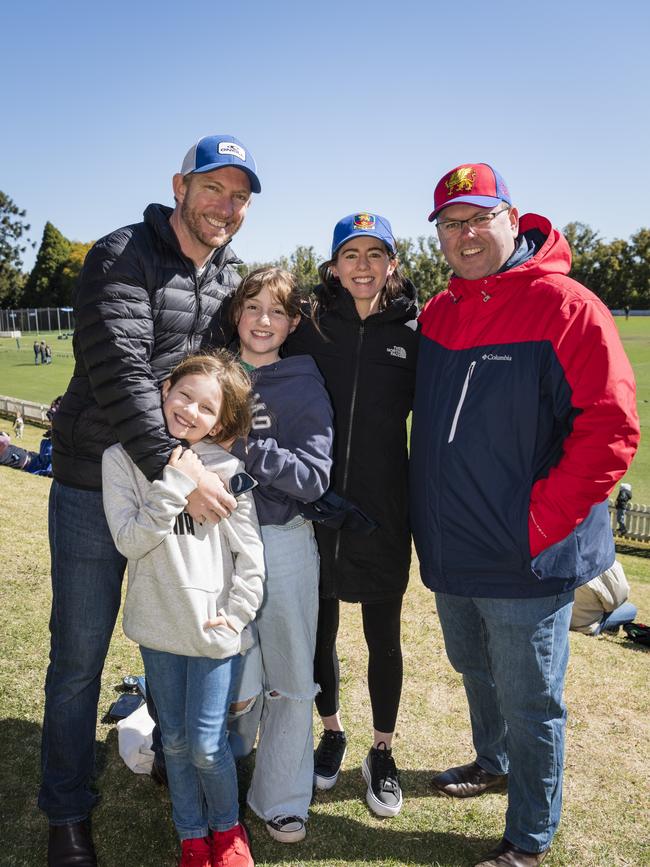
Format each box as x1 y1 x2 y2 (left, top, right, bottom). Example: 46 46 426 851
1 719 502 866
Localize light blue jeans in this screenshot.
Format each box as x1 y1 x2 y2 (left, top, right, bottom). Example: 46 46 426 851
594 601 637 634
230 517 319 821
435 590 574 853
140 646 240 840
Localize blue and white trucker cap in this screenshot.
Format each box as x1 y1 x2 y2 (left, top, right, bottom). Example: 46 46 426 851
180 135 261 193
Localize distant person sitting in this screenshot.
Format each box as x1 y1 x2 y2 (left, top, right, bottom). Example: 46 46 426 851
0 429 53 476
615 483 632 533
570 560 637 635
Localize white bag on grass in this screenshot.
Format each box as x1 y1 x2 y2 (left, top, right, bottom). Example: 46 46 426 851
116 701 155 775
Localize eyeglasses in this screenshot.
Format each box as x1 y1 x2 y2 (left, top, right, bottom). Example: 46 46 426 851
436 205 511 236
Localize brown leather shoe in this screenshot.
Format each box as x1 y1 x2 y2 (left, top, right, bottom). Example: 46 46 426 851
432 760 508 798
48 819 97 866
474 837 549 866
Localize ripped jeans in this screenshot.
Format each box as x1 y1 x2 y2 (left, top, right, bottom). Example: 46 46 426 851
229 516 319 821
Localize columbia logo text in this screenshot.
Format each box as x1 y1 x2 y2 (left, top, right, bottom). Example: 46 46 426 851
481 353 512 362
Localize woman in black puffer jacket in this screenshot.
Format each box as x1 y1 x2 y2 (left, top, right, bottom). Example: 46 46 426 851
286 212 418 818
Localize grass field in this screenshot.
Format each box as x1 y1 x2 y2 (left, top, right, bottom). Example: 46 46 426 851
0 423 649 866
2 317 649 499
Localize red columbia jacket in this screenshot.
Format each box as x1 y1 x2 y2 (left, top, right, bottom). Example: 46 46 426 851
410 213 639 598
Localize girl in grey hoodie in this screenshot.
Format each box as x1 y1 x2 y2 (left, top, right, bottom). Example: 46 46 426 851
102 350 263 867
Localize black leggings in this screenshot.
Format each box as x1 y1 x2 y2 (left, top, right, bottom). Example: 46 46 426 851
314 596 403 734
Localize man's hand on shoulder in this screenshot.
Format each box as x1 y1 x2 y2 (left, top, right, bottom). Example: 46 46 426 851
185 468 237 524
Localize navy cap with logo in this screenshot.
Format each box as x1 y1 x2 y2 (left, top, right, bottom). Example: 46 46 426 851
331 212 397 258
180 135 261 193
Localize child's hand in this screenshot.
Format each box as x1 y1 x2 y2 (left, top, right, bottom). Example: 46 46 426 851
168 445 204 484
203 615 237 632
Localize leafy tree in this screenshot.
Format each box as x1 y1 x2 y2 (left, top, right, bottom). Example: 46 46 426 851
0 191 33 307
57 240 94 302
629 228 650 309
288 245 319 292
22 222 71 307
396 235 450 305
563 222 602 293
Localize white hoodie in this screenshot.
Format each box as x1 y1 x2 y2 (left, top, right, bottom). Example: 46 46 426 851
102 441 265 658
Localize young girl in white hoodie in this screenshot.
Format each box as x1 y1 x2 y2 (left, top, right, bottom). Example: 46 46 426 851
102 350 264 867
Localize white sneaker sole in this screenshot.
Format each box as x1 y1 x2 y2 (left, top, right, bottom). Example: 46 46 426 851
265 822 306 843
361 755 403 817
313 746 347 790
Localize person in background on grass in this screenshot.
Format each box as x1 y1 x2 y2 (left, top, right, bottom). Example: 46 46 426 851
45 344 53 364
103 351 263 867
13 412 24 439
286 213 419 819
227 267 333 844
40 133 261 867
410 162 639 866
615 482 632 533
40 340 46 364
570 560 637 636
33 339 40 364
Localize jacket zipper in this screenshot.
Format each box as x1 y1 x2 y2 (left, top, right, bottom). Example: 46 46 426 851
334 323 365 563
448 361 476 443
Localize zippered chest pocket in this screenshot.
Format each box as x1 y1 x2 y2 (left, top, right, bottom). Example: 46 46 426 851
448 361 476 443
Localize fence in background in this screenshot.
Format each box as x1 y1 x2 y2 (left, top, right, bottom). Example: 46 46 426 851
0 307 75 335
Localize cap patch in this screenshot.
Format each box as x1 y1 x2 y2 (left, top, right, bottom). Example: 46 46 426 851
218 141 246 161
353 213 376 230
446 167 476 197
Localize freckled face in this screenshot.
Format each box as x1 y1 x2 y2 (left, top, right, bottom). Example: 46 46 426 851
236 285 299 367
162 373 223 444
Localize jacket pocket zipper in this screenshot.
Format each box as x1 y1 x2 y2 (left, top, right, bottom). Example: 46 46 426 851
448 361 476 443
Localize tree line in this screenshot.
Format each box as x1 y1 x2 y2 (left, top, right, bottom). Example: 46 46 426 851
1 190 649 310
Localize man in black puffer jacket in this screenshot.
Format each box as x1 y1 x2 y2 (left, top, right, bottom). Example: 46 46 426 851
41 135 261 866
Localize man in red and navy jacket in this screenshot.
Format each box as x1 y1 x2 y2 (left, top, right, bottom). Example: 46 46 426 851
410 163 639 867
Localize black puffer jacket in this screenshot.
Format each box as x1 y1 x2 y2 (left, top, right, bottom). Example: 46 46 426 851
285 282 419 602
52 203 241 490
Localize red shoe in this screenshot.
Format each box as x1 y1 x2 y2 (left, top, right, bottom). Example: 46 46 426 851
211 823 254 867
179 836 212 866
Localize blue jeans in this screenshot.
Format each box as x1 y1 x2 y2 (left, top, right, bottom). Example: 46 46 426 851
140 647 240 839
39 482 127 823
435 590 574 853
594 601 637 634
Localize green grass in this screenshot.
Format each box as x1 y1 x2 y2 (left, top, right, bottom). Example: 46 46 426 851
0 331 74 404
0 424 649 866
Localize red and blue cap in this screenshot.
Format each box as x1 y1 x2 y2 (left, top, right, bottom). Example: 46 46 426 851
428 163 511 221
180 134 261 193
331 212 396 257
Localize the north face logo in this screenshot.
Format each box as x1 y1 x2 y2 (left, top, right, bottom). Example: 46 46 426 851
387 346 407 359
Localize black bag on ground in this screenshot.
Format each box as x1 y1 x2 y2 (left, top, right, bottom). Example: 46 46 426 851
623 622 650 647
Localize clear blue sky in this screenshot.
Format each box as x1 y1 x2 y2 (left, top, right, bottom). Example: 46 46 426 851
2 0 649 271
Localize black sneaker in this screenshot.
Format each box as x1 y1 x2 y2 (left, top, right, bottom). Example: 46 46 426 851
265 815 306 843
361 742 403 817
313 729 347 790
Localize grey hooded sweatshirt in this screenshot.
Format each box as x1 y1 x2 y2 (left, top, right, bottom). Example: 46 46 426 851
102 440 265 658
